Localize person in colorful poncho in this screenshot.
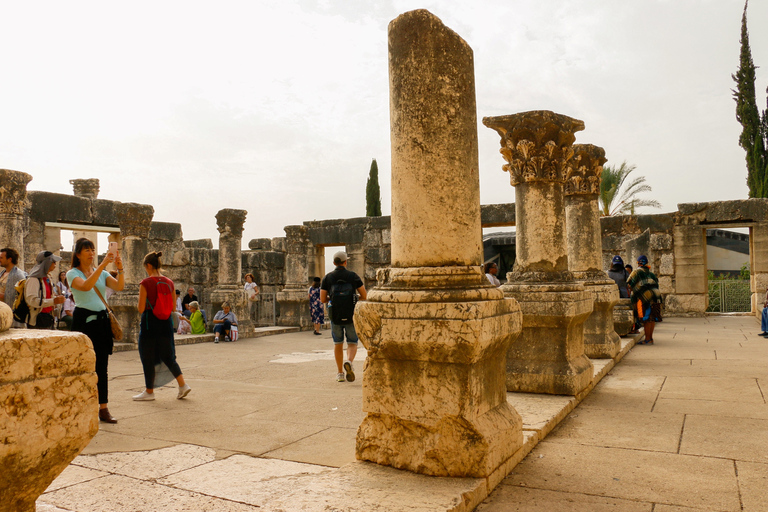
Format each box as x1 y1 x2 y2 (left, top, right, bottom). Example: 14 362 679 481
626 255 663 345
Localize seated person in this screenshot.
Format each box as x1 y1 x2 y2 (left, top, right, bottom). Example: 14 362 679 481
182 287 199 318
188 301 206 334
175 289 183 314
213 301 238 343
58 294 75 330
176 313 192 334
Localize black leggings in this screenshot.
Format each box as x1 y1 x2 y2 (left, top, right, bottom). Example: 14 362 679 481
72 308 113 404
139 312 182 389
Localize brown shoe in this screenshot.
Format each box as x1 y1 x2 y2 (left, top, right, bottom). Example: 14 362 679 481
99 408 118 424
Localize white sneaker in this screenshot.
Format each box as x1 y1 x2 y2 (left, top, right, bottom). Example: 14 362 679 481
177 384 192 399
336 372 345 382
344 361 355 382
133 390 155 401
214 337 219 343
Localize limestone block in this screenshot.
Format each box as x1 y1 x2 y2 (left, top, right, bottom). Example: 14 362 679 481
354 297 523 478
752 223 768 273
276 289 312 329
381 229 391 246
0 302 11 332
659 276 673 295
0 329 98 512
248 238 272 251
673 225 707 294
650 233 673 251
582 283 621 359
659 253 674 275
613 299 634 337
171 250 189 267
502 283 594 395
665 294 707 316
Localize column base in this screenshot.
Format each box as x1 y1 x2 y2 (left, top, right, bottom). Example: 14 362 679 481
110 291 141 345
501 282 593 395
613 298 635 337
275 288 313 329
210 287 253 336
582 282 621 359
353 293 523 478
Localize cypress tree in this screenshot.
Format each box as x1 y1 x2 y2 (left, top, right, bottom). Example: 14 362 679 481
366 158 382 216
732 0 768 197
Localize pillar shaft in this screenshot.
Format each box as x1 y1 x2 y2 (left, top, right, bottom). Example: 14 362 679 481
276 225 312 329
388 9 481 268
0 169 33 270
215 209 247 286
355 9 523 480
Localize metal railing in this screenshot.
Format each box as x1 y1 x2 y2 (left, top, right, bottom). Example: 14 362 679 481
707 280 751 313
250 293 277 326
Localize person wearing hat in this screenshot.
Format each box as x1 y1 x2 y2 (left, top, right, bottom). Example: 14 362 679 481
626 255 663 345
24 250 66 329
320 251 367 383
607 255 629 299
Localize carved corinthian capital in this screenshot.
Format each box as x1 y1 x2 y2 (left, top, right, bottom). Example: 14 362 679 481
0 169 32 215
116 202 154 238
216 209 247 238
565 144 607 196
69 178 100 199
482 111 585 186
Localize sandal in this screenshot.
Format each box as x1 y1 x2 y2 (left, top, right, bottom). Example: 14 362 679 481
637 340 647 345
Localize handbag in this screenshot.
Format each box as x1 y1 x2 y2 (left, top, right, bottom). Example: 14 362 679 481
94 286 123 341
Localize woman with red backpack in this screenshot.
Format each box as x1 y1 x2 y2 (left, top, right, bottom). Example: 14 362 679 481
133 251 191 401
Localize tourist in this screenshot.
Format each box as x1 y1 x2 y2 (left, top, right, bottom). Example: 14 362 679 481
175 289 183 314
181 287 198 318
0 247 27 328
760 285 768 337
59 292 75 330
24 250 66 329
105 270 119 299
176 313 192 334
485 262 501 286
624 263 640 334
244 273 259 301
55 270 70 297
67 237 124 424
187 301 206 334
607 255 629 298
308 277 324 335
132 251 191 402
321 251 367 382
212 301 238 343
626 255 663 345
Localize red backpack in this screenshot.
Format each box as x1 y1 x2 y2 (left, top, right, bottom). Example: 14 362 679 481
147 277 175 320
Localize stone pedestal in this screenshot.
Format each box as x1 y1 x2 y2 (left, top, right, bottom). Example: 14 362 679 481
0 169 33 271
484 110 594 395
277 225 313 329
565 144 620 359
211 209 251 335
613 298 635 337
355 10 523 479
0 326 99 512
113 203 154 345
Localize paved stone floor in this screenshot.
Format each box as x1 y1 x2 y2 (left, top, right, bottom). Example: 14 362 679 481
35 315 767 511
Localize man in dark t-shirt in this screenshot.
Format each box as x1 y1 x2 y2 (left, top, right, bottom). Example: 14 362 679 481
181 287 199 318
320 251 366 383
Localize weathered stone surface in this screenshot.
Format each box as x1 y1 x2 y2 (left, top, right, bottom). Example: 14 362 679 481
581 283 621 359
678 198 768 223
69 178 99 199
613 298 634 337
389 9 482 268
0 302 12 332
658 275 673 295
0 329 98 512
149 221 183 241
665 294 707 316
650 233 673 251
183 238 213 249
658 253 674 275
502 282 594 395
673 225 706 295
0 168 33 216
277 225 311 329
481 203 516 227
248 238 272 250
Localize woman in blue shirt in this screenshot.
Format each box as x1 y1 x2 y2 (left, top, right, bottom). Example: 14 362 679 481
67 238 124 424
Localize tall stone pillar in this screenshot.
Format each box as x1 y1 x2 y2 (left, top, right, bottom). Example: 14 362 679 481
276 225 312 329
483 110 593 395
751 223 768 314
564 144 620 358
110 203 154 345
0 169 32 270
354 10 524 479
671 224 707 314
69 179 100 253
210 209 251 335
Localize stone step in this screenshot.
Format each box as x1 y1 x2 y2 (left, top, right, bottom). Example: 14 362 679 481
112 325 301 352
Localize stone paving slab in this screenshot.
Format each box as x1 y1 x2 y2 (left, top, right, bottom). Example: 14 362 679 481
736 461 768 511
680 414 768 463
653 397 768 419
476 486 653 512
659 375 765 402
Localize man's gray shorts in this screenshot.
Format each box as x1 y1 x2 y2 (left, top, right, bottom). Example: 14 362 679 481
331 322 359 345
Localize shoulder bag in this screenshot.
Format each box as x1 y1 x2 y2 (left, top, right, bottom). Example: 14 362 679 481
94 285 123 341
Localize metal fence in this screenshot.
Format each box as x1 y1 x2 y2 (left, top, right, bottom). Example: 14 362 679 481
250 293 277 326
707 280 751 313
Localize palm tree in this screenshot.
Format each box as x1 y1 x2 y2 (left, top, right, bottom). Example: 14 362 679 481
598 161 661 216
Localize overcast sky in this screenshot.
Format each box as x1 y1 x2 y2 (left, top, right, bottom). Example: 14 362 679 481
2 0 767 249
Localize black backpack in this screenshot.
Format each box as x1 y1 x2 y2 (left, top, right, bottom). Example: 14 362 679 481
330 279 356 324
12 278 40 324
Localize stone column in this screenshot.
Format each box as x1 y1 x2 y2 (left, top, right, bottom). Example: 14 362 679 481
210 209 251 336
483 110 593 395
564 144 621 358
276 225 312 329
354 9 524 479
0 169 32 270
111 203 154 345
750 223 768 314
670 224 707 314
69 179 100 253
